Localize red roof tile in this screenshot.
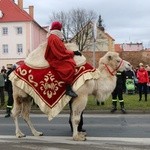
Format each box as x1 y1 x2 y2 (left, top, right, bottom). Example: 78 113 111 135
0 0 33 23
115 44 123 52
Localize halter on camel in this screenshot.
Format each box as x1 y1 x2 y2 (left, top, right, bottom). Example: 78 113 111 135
104 59 124 76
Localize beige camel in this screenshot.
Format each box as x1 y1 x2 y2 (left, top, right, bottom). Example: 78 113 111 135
10 48 131 141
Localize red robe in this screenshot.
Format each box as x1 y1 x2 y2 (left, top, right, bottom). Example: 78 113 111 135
45 34 76 84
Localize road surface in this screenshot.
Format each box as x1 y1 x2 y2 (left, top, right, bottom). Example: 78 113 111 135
0 113 150 150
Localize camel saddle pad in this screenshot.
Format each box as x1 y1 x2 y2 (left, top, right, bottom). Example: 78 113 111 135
13 63 95 108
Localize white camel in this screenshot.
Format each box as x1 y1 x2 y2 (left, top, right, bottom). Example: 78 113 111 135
10 49 131 141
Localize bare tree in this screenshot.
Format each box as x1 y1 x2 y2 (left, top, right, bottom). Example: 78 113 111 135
49 11 70 41
49 8 97 51
69 9 97 51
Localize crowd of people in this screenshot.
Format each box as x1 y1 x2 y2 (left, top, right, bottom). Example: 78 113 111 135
110 63 150 114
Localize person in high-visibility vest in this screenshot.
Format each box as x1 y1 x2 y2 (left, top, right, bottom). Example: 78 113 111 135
111 71 126 114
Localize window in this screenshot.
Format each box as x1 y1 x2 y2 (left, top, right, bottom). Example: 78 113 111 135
2 27 8 35
16 27 22 34
17 44 23 53
2 44 8 53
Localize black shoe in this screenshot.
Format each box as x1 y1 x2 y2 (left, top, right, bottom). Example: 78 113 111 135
139 99 141 101
66 90 78 98
111 108 117 113
101 102 105 105
5 114 10 118
121 108 126 114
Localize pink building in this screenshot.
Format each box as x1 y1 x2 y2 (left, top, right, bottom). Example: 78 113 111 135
0 0 47 67
119 42 144 51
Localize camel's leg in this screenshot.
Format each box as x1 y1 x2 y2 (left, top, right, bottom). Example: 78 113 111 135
11 96 26 138
71 95 88 141
21 98 43 136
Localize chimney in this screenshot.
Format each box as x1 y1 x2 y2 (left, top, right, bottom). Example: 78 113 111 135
18 0 23 10
29 6 34 18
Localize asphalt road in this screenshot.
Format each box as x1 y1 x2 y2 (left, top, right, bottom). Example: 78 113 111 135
1 113 150 150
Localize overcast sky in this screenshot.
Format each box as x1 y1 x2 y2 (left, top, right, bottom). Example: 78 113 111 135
21 0 150 48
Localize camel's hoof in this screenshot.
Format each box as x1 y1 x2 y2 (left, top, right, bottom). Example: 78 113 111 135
39 133 43 136
73 134 86 141
16 132 26 138
79 131 87 136
33 131 43 136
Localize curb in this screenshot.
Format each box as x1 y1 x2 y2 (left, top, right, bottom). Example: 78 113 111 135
1 109 150 114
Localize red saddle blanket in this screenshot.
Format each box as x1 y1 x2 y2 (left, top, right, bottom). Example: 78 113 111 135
13 63 96 108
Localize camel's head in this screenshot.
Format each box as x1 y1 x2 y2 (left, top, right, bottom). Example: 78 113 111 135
99 52 131 75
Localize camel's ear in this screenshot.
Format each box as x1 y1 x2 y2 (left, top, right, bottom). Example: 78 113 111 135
107 55 112 61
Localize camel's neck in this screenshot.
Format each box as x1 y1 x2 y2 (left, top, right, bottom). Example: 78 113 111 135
93 66 117 102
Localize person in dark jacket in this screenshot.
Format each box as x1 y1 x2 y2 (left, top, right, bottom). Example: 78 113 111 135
0 71 5 106
111 71 126 114
125 69 134 79
5 64 16 118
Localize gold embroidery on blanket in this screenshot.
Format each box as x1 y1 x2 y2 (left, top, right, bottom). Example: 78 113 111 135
40 71 64 99
17 67 27 76
17 67 64 99
75 66 85 75
28 74 38 87
17 67 38 87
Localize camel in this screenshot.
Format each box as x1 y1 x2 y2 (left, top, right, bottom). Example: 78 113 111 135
10 45 131 141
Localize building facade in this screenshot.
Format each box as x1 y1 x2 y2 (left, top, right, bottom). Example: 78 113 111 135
0 0 47 67
115 42 144 52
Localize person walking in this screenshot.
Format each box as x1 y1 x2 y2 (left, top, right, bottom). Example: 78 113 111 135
136 63 149 101
111 71 126 114
5 64 16 118
0 71 5 106
45 21 82 98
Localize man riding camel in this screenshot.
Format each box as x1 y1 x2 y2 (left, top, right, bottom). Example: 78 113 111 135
45 21 82 98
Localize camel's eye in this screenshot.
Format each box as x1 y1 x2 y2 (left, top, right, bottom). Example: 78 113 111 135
108 55 112 60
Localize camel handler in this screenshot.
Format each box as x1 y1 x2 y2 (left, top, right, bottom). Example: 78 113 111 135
111 71 126 114
45 21 82 98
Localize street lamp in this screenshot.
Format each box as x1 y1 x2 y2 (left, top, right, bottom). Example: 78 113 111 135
93 22 97 67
